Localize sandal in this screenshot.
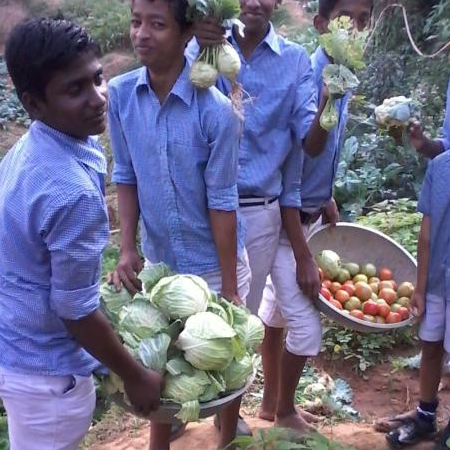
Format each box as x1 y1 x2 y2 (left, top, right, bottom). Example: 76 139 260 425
374 410 417 432
435 422 450 450
386 417 436 448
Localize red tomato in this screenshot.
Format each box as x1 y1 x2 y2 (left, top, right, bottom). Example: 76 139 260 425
363 300 379 316
320 288 332 301
398 306 410 321
322 279 332 290
379 267 393 281
342 284 355 296
386 312 401 324
377 303 391 318
350 310 364 320
344 280 354 286
330 299 343 310
330 282 343 294
379 288 397 305
335 289 350 305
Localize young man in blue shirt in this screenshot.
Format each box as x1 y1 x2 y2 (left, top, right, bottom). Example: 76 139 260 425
258 0 373 432
107 0 250 448
185 0 332 436
0 18 162 450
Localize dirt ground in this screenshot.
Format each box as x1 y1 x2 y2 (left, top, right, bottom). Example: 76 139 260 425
86 354 450 450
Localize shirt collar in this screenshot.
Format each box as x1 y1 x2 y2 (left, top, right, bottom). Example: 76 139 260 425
134 61 194 107
229 22 281 56
32 120 107 174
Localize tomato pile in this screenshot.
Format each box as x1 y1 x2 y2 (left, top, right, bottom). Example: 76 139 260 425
316 250 414 324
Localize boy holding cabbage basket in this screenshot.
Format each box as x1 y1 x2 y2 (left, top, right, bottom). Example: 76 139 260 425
107 0 251 448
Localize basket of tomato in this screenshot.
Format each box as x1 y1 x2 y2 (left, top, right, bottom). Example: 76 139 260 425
307 223 416 333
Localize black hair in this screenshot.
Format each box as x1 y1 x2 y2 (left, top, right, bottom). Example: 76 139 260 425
131 0 191 31
318 0 374 19
4 17 100 101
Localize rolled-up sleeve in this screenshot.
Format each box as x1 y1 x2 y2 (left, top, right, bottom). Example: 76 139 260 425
439 78 450 152
418 162 432 216
43 192 109 320
205 102 240 211
108 85 137 185
291 50 318 147
279 147 303 208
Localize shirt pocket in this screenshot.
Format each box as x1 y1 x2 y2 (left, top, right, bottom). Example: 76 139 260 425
168 141 210 175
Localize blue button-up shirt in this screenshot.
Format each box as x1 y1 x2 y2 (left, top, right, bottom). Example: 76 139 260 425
417 151 450 299
0 121 109 376
439 76 450 152
300 46 351 211
108 64 244 274
186 25 317 208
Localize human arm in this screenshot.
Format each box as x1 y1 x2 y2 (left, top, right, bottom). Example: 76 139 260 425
281 207 321 300
209 210 240 304
63 311 162 414
408 122 444 159
322 197 339 226
44 193 161 414
303 86 331 157
110 184 143 295
279 146 320 300
412 163 433 317
205 101 241 304
107 86 142 295
410 215 430 318
409 78 450 159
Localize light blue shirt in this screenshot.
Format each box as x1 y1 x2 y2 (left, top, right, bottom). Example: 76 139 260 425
109 63 244 274
0 121 109 376
186 25 317 208
417 151 450 299
300 46 351 211
439 76 450 151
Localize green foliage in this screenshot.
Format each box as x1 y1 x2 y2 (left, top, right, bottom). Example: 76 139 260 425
357 199 421 256
62 0 131 53
0 401 8 450
321 318 417 373
0 56 30 129
289 25 320 55
231 428 355 450
102 246 120 279
334 134 426 220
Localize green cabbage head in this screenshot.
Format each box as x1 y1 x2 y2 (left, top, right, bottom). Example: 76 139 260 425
177 311 237 371
151 275 211 320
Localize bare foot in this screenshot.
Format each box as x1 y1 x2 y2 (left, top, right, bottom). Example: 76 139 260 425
297 408 321 423
275 411 318 434
259 407 321 423
258 408 275 422
373 410 417 432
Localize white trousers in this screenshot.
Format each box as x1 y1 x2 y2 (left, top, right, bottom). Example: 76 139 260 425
239 201 282 314
0 366 95 450
259 218 323 356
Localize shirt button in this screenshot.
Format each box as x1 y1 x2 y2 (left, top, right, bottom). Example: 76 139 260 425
246 64 250 69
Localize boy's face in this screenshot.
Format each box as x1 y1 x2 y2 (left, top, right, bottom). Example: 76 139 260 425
316 0 372 33
239 0 277 35
24 52 107 140
130 0 190 69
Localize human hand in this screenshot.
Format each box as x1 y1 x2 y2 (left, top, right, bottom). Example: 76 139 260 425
107 248 143 296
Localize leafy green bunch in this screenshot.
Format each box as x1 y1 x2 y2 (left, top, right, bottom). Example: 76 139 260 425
318 16 368 131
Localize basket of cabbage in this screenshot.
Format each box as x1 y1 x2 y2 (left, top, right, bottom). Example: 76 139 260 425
99 265 263 424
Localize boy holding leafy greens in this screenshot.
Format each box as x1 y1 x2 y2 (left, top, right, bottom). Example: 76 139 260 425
107 0 250 448
258 0 373 433
187 0 333 436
